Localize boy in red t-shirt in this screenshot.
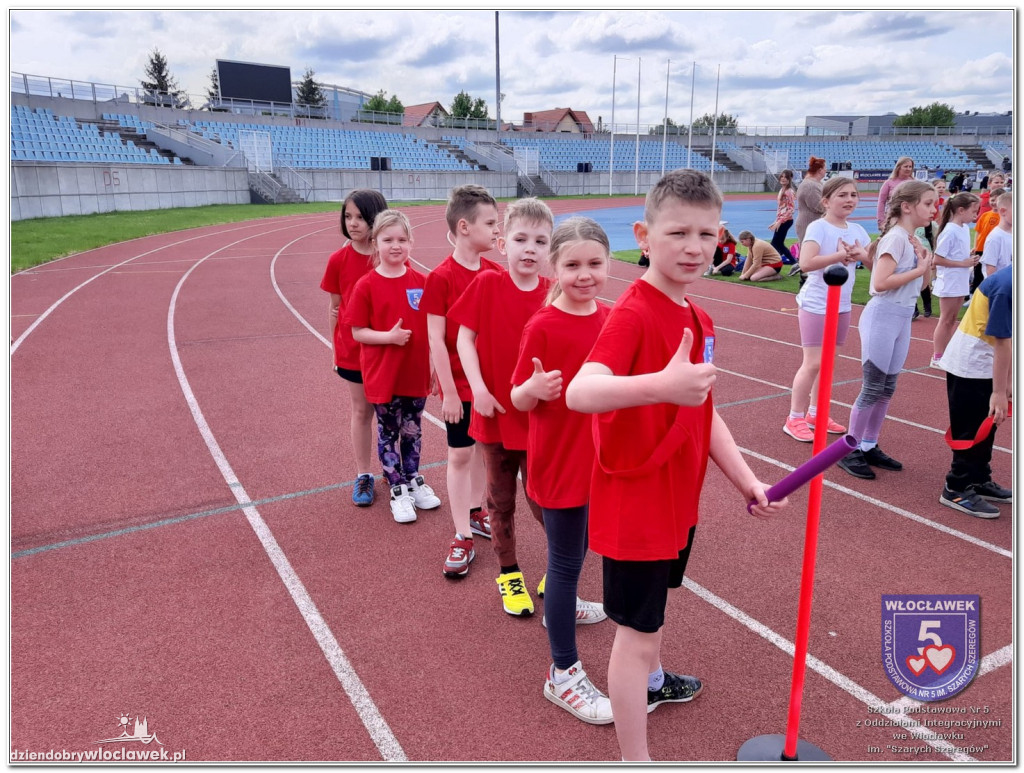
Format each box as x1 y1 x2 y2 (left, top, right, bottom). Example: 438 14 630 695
451 198 552 615
422 185 502 577
567 170 788 761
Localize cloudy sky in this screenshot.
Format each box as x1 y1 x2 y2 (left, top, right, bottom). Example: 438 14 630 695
9 8 1015 130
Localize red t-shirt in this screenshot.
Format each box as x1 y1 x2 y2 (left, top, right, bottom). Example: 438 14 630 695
342 268 430 403
585 280 715 561
421 255 503 402
449 271 551 449
320 243 375 370
512 303 612 508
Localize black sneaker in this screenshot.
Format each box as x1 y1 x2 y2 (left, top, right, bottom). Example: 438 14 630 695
969 480 1012 503
647 671 703 714
912 305 920 320
939 487 1000 518
863 446 902 471
837 449 875 479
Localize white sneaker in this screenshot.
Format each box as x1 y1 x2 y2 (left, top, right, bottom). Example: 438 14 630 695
389 484 417 523
930 356 945 370
542 597 608 628
407 475 441 510
544 661 614 725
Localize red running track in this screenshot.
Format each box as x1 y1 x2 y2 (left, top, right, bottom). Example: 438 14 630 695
10 200 1013 762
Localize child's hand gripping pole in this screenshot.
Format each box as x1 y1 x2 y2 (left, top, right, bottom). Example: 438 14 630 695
746 434 857 513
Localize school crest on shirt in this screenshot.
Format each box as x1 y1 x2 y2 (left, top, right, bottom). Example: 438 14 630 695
703 336 715 364
406 288 423 310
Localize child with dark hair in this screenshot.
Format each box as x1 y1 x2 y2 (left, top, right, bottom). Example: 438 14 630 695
320 189 389 507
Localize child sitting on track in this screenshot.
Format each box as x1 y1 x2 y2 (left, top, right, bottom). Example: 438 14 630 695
511 217 612 723
837 181 936 480
344 210 441 524
423 185 502 577
783 176 869 443
567 170 787 761
320 189 389 507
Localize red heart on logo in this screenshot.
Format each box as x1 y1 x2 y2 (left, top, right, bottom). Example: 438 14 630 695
906 655 927 676
924 645 956 675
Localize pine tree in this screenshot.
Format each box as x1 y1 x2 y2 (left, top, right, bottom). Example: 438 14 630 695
140 48 189 109
295 67 327 115
206 65 220 106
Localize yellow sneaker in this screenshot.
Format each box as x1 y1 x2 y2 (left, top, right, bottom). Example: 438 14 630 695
537 573 546 598
496 571 534 617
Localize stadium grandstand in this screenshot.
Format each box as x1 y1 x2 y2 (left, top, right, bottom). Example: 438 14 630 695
10 69 1013 221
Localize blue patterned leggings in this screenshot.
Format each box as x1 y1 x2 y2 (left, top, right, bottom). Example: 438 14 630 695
373 397 427 486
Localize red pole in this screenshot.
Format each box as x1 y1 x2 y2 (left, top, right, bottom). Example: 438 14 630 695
781 267 846 759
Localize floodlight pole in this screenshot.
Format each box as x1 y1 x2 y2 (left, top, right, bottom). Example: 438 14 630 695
634 57 641 195
494 12 501 141
661 59 671 177
606 54 614 196
687 62 696 169
710 64 720 182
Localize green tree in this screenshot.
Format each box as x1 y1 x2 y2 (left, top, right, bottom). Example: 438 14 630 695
140 48 190 109
294 67 327 113
691 112 738 133
450 90 488 119
364 89 403 114
205 66 220 105
649 117 680 135
893 102 957 127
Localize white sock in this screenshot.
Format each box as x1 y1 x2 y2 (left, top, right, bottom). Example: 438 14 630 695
860 440 877 452
551 665 573 685
789 411 805 420
648 667 665 691
807 407 818 419
358 472 374 479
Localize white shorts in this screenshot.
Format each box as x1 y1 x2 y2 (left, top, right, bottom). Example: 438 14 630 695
932 265 971 297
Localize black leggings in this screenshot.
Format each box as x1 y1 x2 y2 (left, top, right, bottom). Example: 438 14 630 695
772 219 795 263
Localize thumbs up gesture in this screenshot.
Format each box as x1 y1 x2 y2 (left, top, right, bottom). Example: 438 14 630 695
525 357 563 402
655 328 716 406
389 318 411 346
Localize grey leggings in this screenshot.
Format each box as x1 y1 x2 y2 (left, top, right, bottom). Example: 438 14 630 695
848 298 913 445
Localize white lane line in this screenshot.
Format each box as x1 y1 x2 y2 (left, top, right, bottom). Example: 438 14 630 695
173 227 406 762
738 446 1011 559
683 578 982 762
716 367 1010 454
267 220 448 431
12 220 296 356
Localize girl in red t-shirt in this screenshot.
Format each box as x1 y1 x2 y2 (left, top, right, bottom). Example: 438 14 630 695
345 211 440 525
319 189 388 508
510 217 613 725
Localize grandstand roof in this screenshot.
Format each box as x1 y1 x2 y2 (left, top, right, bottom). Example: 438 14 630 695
521 108 594 133
403 102 448 127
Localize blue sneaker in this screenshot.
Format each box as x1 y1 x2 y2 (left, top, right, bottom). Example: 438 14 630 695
352 474 375 507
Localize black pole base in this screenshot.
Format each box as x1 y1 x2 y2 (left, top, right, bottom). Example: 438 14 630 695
737 734 831 761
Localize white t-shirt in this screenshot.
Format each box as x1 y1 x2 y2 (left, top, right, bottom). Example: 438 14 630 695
796 219 870 314
981 227 1012 272
933 222 973 296
869 225 923 309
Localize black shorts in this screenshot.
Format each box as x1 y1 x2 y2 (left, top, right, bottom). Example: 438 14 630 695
334 366 363 385
445 401 475 449
602 526 697 634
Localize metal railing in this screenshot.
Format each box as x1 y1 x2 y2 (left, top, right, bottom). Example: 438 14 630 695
463 140 516 172
277 165 313 202
12 71 1013 139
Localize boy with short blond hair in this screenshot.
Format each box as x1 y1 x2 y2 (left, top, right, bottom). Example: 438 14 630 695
423 184 502 577
566 169 788 761
981 192 1012 276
